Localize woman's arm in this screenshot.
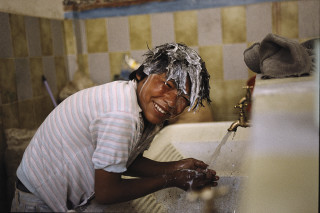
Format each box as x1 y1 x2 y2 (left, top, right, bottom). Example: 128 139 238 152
95 167 218 204
94 169 167 204
124 154 176 177
125 154 212 177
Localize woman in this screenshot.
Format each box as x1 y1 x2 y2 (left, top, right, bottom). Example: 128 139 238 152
12 43 219 212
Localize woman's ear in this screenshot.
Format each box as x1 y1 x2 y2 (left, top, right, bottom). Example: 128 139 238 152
130 65 145 81
136 72 142 81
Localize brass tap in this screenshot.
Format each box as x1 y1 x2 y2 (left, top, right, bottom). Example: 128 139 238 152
228 86 253 132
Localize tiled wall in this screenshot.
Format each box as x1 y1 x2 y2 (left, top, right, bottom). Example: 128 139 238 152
0 14 69 130
0 0 319 132
0 13 69 209
0 0 318 138
66 0 319 122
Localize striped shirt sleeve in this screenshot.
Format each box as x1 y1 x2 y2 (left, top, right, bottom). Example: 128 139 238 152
90 111 138 173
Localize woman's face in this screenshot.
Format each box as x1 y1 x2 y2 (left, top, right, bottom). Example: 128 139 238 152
136 72 191 125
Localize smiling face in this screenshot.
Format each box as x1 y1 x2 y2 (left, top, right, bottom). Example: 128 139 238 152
136 72 191 125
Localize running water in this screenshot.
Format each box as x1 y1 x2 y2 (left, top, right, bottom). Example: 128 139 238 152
208 131 233 169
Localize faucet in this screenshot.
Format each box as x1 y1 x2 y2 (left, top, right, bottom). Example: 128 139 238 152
228 86 253 132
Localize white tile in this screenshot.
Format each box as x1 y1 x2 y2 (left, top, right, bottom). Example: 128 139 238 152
107 17 130 52
79 20 88 54
0 12 13 57
298 0 320 38
151 12 175 47
223 43 248 80
246 3 272 42
88 53 111 84
198 8 222 46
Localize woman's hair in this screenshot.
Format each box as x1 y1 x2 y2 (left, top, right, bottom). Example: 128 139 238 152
129 43 211 111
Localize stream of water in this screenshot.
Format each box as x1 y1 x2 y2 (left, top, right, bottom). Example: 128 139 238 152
208 131 233 169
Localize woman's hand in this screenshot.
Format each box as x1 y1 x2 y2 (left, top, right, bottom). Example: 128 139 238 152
164 168 219 191
164 158 219 191
172 158 209 171
125 156 219 192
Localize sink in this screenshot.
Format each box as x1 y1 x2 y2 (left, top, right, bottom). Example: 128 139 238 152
144 122 250 213
84 122 251 213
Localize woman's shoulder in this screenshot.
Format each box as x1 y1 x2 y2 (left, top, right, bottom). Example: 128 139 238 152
102 80 141 114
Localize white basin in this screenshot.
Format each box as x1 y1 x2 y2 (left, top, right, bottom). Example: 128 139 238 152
144 121 250 176
143 122 251 213
85 122 251 213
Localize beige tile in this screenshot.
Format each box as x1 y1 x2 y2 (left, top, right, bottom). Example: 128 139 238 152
109 52 129 81
29 57 46 97
170 101 214 124
0 12 13 57
107 17 130 52
77 54 89 75
73 19 84 55
66 55 78 80
39 18 53 56
0 59 17 104
18 99 36 129
55 56 68 96
210 81 229 121
86 18 108 53
25 16 42 57
63 20 76 55
129 15 152 50
199 45 223 81
78 20 88 54
151 12 175 47
211 80 247 121
298 0 320 39
246 3 272 42
42 56 58 96
221 6 247 44
51 19 66 56
198 8 222 45
15 58 33 101
33 96 54 127
9 14 28 57
174 10 198 46
2 102 20 129
272 2 298 38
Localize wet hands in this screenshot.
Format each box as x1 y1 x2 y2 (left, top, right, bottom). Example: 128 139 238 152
174 158 209 171
172 169 218 191
165 158 219 191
